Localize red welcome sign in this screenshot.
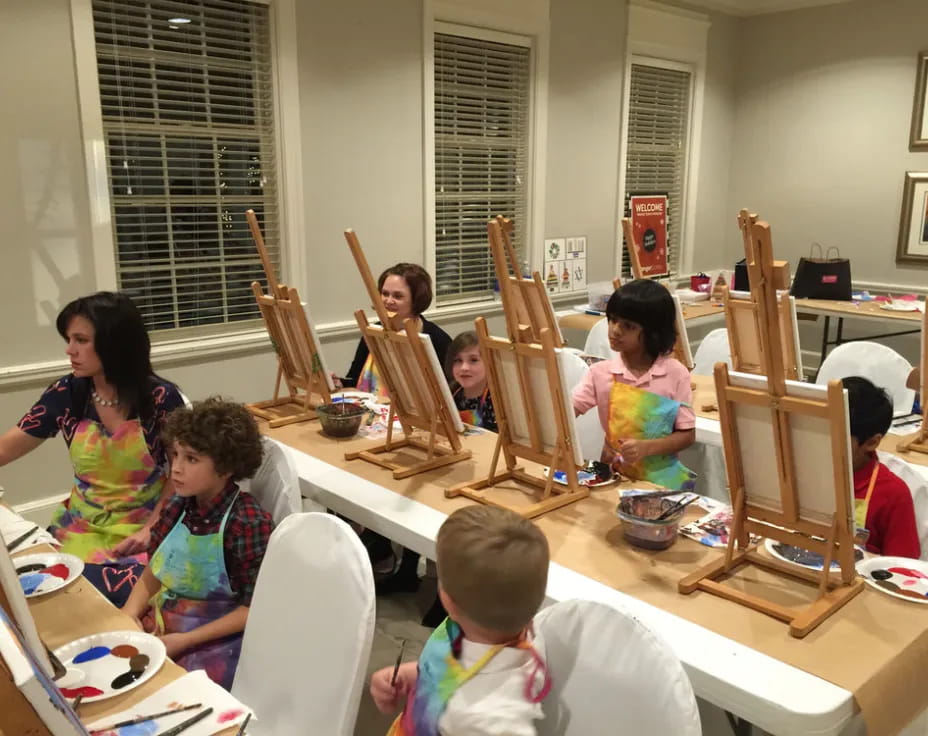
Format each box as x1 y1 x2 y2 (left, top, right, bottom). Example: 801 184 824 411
629 195 669 277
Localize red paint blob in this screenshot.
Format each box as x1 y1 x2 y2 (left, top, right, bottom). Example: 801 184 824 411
60 686 103 698
217 709 243 723
888 566 928 580
903 579 918 586
41 564 70 580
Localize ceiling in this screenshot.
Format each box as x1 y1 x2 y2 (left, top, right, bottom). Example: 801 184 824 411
678 0 855 16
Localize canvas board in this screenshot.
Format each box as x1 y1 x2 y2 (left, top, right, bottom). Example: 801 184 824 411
491 346 583 467
364 326 464 435
727 371 854 528
0 539 53 678
726 293 802 379
672 295 693 369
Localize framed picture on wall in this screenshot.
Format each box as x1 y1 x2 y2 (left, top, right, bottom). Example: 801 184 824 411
896 172 928 264
910 51 928 151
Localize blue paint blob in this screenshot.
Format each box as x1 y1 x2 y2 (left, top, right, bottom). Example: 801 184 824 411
118 722 158 736
73 645 111 663
19 573 48 595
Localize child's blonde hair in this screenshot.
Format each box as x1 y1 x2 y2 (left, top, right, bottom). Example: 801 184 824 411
436 506 549 635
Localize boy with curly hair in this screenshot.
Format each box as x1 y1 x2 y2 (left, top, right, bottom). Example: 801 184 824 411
123 397 273 689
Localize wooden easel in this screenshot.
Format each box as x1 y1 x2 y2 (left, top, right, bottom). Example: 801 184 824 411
489 216 563 347
679 219 863 638
446 319 587 518
342 229 471 479
728 209 803 380
897 307 928 455
245 209 334 427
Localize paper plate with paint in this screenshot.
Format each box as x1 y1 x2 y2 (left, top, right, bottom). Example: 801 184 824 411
857 556 928 604
53 630 166 702
331 391 375 403
14 552 84 598
764 539 864 572
880 302 920 312
543 462 619 488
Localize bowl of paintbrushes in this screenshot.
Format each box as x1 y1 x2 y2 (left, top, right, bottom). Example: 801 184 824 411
316 402 366 438
616 491 698 550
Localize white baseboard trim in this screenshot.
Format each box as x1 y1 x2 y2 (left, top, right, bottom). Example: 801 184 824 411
12 492 69 527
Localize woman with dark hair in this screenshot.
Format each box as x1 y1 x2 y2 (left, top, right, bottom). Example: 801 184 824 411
0 292 185 596
340 263 452 394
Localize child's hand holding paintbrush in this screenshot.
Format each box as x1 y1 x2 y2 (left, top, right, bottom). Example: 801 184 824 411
369 640 417 714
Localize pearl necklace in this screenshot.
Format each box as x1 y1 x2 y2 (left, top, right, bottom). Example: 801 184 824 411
91 389 120 407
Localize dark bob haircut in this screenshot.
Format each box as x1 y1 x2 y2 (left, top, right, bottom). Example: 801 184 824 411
842 376 893 444
378 263 433 316
605 279 677 360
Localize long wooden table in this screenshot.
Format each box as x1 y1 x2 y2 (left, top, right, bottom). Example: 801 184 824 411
5 543 237 735
264 420 928 736
557 301 726 334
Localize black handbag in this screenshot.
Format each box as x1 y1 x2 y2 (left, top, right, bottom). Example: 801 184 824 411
789 244 851 301
733 259 748 291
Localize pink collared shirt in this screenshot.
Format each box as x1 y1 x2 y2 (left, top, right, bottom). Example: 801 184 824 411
572 353 695 433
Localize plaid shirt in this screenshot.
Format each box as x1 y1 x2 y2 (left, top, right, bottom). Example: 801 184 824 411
148 482 274 606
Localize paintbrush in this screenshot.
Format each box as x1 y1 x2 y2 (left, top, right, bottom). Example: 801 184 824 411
655 494 700 521
89 703 203 732
236 712 252 735
6 525 39 552
71 693 84 713
391 639 407 687
155 707 213 736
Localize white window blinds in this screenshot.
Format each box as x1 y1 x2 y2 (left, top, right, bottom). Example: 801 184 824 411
622 62 691 279
434 31 531 304
93 0 279 332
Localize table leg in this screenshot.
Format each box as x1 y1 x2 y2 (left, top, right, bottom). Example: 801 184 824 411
725 711 754 736
817 315 831 373
835 317 844 348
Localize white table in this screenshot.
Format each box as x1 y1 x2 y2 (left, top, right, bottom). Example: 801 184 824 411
272 439 919 736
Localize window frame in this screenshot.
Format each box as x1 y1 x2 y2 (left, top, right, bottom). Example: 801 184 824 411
423 4 549 314
618 55 696 281
70 0 305 350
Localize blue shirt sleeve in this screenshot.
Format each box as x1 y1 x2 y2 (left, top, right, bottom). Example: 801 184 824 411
17 376 78 439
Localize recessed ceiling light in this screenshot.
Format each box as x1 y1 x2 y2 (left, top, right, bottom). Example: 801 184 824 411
168 17 191 24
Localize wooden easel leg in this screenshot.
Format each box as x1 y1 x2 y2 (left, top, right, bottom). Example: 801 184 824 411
384 404 396 451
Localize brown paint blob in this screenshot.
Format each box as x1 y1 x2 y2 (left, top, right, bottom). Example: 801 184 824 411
129 654 149 672
111 645 139 658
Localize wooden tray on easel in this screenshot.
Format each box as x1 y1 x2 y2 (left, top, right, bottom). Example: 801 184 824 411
342 229 471 479
244 209 334 427
678 218 863 638
446 318 587 518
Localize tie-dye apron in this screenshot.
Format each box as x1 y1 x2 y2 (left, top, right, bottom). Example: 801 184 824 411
358 353 390 400
853 461 879 547
388 618 549 736
606 380 696 491
150 492 242 690
48 417 163 564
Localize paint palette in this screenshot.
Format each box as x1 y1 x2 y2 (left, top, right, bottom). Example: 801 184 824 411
880 302 921 312
53 630 166 702
858 556 928 604
14 552 83 598
765 539 865 572
544 462 619 488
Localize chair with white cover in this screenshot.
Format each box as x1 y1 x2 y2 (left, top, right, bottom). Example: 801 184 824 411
692 328 732 376
534 599 700 736
558 351 605 462
232 513 375 735
877 452 928 561
816 342 915 416
582 318 613 360
240 437 306 523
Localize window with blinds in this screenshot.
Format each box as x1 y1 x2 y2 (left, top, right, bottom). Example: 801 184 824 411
621 62 691 280
93 0 279 332
433 31 531 304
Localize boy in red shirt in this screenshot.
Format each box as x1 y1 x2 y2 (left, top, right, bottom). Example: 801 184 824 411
843 376 920 558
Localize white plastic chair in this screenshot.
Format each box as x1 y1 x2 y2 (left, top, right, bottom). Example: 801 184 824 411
877 452 928 560
558 350 605 461
692 328 732 377
232 513 375 735
534 600 700 736
239 437 303 523
816 342 914 416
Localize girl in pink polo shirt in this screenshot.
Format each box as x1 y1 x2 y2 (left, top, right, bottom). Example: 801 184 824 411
573 280 696 490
